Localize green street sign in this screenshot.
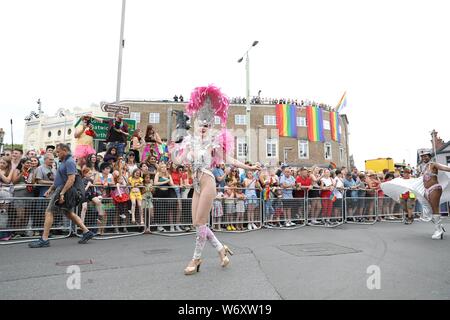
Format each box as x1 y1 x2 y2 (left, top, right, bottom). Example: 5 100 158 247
90 118 136 141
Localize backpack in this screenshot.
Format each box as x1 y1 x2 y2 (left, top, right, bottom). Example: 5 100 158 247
55 174 85 209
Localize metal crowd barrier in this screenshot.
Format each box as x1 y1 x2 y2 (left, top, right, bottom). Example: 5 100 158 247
377 197 405 223
0 182 443 245
345 196 378 225
0 196 72 245
212 188 263 233
263 196 307 229
306 189 344 228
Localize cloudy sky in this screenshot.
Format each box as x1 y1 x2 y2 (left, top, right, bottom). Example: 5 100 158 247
1 0 449 169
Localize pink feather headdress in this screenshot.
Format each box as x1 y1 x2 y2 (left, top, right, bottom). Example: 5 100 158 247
185 84 229 126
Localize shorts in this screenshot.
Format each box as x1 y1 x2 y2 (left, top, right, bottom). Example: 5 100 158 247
142 195 154 209
308 189 320 198
46 188 75 215
264 200 274 216
74 145 96 160
130 191 143 201
245 194 259 207
400 198 415 211
274 208 284 218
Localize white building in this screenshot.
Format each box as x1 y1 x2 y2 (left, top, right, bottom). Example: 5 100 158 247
23 106 107 152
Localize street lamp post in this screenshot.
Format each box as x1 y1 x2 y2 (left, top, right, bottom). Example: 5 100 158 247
116 0 126 103
238 40 259 163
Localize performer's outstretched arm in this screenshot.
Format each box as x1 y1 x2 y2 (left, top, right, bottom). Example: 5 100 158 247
226 156 261 171
434 163 450 173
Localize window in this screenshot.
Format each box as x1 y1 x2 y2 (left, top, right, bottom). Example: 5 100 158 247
266 138 278 158
339 145 345 162
235 114 246 125
130 112 141 123
48 131 52 138
297 117 307 127
214 116 221 125
236 137 247 159
67 129 72 136
57 130 61 136
298 140 309 159
264 115 276 126
149 113 160 124
324 142 332 160
323 120 330 130
446 156 450 166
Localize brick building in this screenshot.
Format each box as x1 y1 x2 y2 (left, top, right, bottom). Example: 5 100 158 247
118 100 350 168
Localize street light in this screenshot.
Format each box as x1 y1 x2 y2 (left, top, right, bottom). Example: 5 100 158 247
237 40 259 162
116 0 126 103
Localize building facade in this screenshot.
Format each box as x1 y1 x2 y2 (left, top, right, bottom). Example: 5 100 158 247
120 101 351 168
23 107 108 152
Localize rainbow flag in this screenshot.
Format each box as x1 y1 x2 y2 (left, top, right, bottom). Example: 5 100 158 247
306 106 325 142
275 104 297 138
335 91 347 113
330 111 341 142
329 192 337 203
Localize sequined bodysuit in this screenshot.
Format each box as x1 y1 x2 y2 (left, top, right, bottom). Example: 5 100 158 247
420 162 442 201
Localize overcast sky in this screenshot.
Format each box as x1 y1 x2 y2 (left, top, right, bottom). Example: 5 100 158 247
1 0 449 169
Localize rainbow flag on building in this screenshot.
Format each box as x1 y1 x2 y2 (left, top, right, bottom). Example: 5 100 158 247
329 111 341 142
306 106 324 142
275 104 297 138
335 91 347 113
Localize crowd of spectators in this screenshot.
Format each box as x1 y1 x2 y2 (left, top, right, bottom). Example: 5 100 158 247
0 111 436 241
228 97 334 110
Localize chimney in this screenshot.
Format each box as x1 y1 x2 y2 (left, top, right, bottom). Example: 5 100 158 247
431 130 445 151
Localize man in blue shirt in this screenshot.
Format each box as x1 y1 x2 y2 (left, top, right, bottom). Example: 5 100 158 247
212 162 226 191
29 144 95 248
280 167 296 227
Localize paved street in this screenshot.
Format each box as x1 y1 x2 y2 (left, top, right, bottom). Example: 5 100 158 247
1 219 450 300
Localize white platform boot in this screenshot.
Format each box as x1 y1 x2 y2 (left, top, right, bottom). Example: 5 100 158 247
431 216 446 240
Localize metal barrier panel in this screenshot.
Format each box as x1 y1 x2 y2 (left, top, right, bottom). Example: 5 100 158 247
263 197 306 229
0 197 72 245
213 197 263 232
306 195 344 227
150 195 195 233
377 197 405 222
75 197 146 239
345 196 378 225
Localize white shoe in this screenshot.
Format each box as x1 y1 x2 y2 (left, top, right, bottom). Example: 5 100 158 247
247 224 253 230
285 221 291 227
157 226 166 232
252 223 258 229
170 226 175 232
432 224 445 240
175 226 183 232
119 214 126 219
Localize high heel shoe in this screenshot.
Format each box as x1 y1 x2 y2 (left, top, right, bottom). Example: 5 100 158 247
184 259 202 275
220 245 234 268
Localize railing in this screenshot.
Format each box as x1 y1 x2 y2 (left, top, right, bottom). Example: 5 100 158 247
1 183 448 245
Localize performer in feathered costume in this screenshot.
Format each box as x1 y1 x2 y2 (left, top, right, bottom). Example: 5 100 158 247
170 85 260 275
381 150 450 239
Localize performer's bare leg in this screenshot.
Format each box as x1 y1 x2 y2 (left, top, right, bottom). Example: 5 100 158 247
429 188 445 240
185 174 231 275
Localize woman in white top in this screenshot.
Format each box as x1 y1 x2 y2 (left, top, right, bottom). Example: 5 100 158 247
320 169 334 224
332 169 345 219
